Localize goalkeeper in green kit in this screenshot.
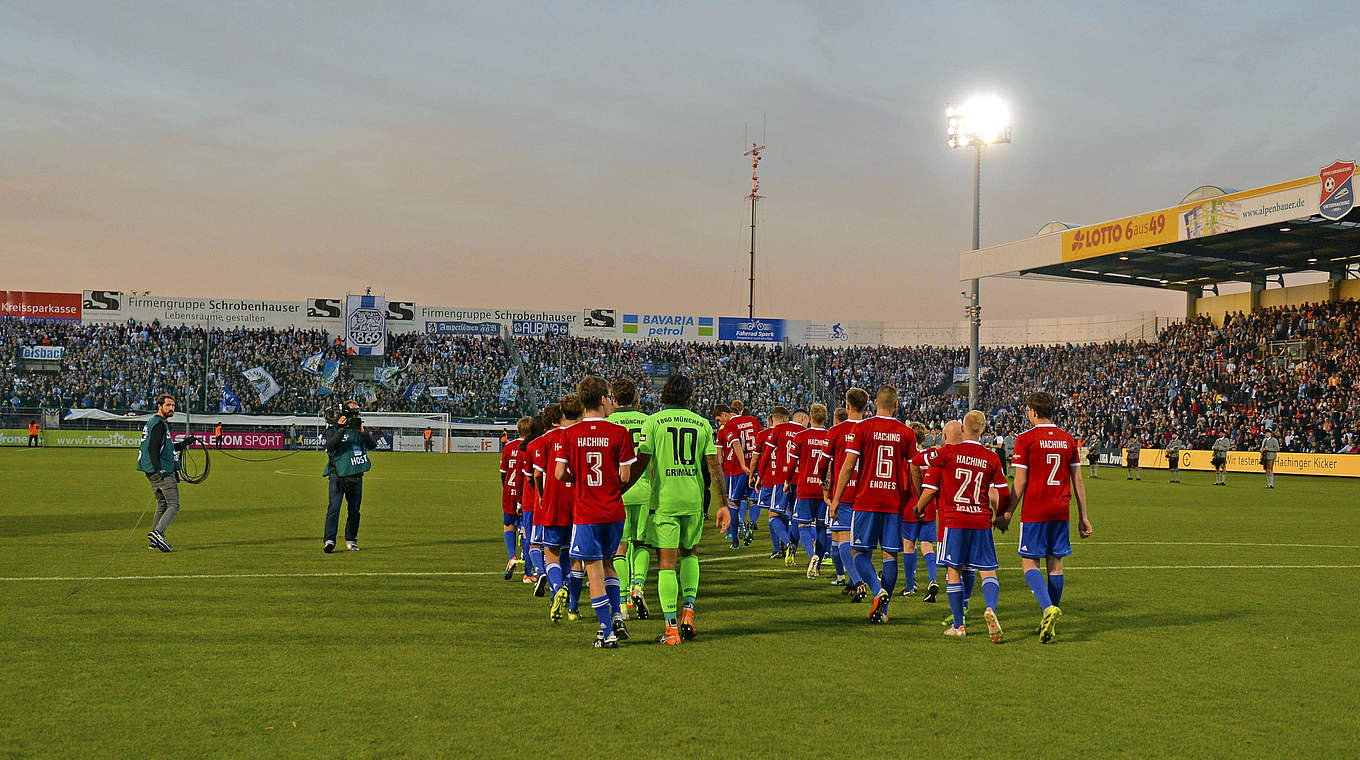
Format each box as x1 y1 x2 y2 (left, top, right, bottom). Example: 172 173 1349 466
606 378 653 619
630 374 729 645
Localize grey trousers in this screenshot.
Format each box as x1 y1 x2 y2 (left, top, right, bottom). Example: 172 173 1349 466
147 472 181 534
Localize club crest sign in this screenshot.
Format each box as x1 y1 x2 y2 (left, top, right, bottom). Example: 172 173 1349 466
345 294 387 355
1319 160 1355 221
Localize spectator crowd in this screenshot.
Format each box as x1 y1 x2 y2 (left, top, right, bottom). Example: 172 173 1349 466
4 299 1357 453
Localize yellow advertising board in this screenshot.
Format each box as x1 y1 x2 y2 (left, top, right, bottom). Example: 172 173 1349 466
1061 176 1319 263
1121 449 1360 478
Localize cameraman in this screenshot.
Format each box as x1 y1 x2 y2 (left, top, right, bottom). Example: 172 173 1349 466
136 393 197 552
322 401 376 553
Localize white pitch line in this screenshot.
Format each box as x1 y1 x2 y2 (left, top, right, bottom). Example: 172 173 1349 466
6 563 1360 583
1087 541 1360 549
721 564 1360 574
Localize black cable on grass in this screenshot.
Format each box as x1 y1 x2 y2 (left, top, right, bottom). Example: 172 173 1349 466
179 441 210 484
65 494 154 598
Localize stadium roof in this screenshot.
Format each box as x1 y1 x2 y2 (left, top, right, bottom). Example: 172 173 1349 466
960 162 1360 291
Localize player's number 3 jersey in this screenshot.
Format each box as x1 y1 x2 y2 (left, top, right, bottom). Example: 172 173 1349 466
558 418 637 525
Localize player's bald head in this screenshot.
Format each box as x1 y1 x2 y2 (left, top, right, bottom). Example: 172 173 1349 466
942 420 963 444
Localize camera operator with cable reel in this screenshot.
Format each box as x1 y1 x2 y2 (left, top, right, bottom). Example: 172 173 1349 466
322 400 377 553
137 393 199 552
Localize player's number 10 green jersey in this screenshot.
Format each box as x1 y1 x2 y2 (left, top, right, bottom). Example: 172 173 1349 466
639 406 717 516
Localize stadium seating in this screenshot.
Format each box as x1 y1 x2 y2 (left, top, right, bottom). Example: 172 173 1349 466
4 299 1356 453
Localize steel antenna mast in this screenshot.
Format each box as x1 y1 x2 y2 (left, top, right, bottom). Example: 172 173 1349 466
744 122 766 319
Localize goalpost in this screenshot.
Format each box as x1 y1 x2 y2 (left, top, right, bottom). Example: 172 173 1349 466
364 412 453 452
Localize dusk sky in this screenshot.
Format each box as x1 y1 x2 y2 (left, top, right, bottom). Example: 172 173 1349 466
3 2 1356 322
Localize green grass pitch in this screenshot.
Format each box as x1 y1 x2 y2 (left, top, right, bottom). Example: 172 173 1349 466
2 449 1358 758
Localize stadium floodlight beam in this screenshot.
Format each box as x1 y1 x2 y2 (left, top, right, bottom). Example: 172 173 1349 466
947 95 1011 412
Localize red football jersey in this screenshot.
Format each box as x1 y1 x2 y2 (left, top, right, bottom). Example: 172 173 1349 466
922 441 1009 530
557 417 637 525
520 440 538 510
498 439 523 514
753 428 779 487
821 419 860 502
845 416 918 513
533 428 573 526
716 426 738 476
720 415 763 475
1011 423 1080 523
763 421 802 482
906 449 936 522
787 426 831 499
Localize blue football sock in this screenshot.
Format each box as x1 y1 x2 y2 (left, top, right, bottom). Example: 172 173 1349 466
546 562 564 594
904 551 918 590
840 542 860 584
963 569 976 601
981 576 1000 610
799 525 818 559
727 506 740 542
854 553 881 595
947 582 965 628
818 528 831 559
881 555 898 596
830 541 845 575
604 576 622 621
924 552 938 584
749 502 762 526
1048 574 1064 607
568 570 585 610
503 530 517 559
529 547 545 576
768 519 782 549
1025 568 1052 610
590 594 613 633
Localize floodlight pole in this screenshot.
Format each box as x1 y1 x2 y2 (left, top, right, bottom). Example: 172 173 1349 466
969 145 981 411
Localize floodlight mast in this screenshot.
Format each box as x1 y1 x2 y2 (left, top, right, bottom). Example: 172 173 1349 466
745 140 765 319
947 97 1011 411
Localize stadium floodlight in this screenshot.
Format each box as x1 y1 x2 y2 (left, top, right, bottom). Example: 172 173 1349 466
947 94 1011 410
946 96 1012 149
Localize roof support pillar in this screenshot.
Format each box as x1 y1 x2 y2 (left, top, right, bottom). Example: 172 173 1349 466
1250 277 1265 313
1185 289 1198 321
1329 267 1345 302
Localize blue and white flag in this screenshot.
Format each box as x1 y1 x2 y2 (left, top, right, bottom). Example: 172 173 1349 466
345 294 387 356
318 360 341 396
242 366 281 403
220 387 242 414
373 359 412 389
300 350 326 376
498 366 518 406
402 381 428 403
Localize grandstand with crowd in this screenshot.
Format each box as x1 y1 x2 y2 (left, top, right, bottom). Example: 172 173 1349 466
5 298 1358 456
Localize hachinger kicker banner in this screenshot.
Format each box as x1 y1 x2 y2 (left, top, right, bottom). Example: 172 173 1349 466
1124 449 1360 478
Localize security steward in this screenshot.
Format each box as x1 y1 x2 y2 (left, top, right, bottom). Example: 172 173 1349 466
423 426 434 452
323 401 376 553
28 420 39 447
137 394 197 552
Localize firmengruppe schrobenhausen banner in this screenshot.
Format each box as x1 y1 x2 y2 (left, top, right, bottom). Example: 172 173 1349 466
60 289 1155 347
